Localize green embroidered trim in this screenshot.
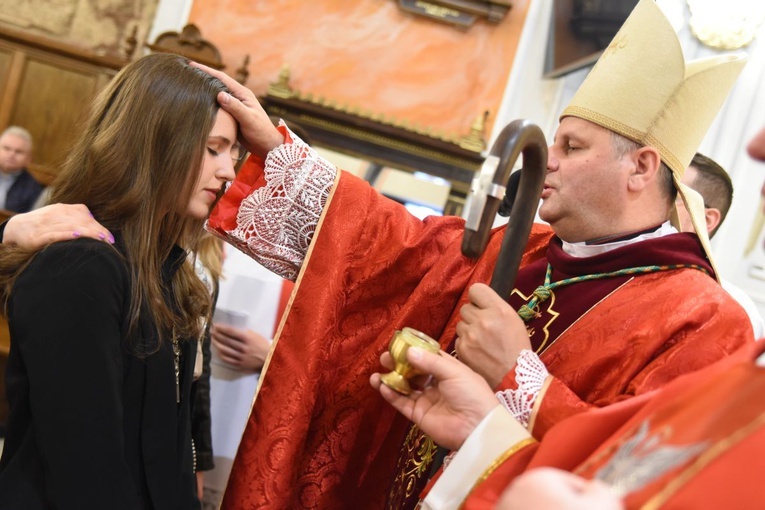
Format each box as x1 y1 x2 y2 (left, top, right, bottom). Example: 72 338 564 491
517 263 709 322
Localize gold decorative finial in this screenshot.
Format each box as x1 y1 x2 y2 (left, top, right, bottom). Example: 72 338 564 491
267 64 293 98
123 25 138 61
235 54 250 85
458 110 489 152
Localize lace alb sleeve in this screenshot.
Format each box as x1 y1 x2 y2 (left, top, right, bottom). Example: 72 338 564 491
495 350 549 428
228 128 337 281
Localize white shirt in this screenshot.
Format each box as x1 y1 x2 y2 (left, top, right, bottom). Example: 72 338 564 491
0 170 22 210
721 278 765 340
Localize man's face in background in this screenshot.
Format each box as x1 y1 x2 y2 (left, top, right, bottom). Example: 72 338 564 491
0 133 32 175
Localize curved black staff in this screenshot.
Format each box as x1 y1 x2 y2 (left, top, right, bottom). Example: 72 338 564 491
462 119 547 299
427 119 549 479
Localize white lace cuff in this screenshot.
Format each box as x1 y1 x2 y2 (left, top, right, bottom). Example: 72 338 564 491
227 123 337 281
495 350 549 428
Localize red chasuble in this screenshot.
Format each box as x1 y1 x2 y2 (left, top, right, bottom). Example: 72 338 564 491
212 163 549 509
498 233 751 439
209 152 752 509
464 343 765 509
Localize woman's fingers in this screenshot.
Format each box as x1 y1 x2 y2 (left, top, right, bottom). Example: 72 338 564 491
211 327 245 352
212 338 242 362
4 204 113 248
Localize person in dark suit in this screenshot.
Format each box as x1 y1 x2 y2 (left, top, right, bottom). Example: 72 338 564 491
0 126 44 213
0 53 237 509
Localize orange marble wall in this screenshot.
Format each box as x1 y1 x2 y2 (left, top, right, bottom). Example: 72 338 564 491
188 0 530 140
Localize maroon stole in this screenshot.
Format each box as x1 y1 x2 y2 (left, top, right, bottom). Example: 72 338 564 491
510 233 712 354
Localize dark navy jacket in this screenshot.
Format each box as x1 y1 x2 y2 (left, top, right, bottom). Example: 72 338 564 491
4 169 44 213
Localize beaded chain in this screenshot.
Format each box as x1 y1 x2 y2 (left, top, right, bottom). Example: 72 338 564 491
172 330 181 404
517 263 709 322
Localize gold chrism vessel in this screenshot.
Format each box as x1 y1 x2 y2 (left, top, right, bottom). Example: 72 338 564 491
380 327 440 395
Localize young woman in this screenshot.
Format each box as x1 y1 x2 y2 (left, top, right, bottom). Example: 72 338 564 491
0 53 238 509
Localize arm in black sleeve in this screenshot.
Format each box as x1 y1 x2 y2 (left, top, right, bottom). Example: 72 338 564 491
11 240 142 509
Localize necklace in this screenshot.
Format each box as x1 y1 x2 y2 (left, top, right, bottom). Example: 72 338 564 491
517 263 709 321
172 331 181 403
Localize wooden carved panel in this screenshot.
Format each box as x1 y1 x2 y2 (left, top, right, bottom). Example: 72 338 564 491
0 25 122 180
0 0 159 60
148 24 224 70
0 48 11 101
11 59 102 169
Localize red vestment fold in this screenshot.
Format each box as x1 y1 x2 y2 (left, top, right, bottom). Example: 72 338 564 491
216 169 550 509
464 343 765 509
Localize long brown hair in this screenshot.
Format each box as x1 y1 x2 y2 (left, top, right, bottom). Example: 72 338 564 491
0 53 229 351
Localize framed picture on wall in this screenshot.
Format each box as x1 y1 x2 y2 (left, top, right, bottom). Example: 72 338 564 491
544 0 638 78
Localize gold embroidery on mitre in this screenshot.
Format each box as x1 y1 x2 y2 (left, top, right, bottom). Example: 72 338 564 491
511 287 560 353
601 34 628 61
387 425 438 509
